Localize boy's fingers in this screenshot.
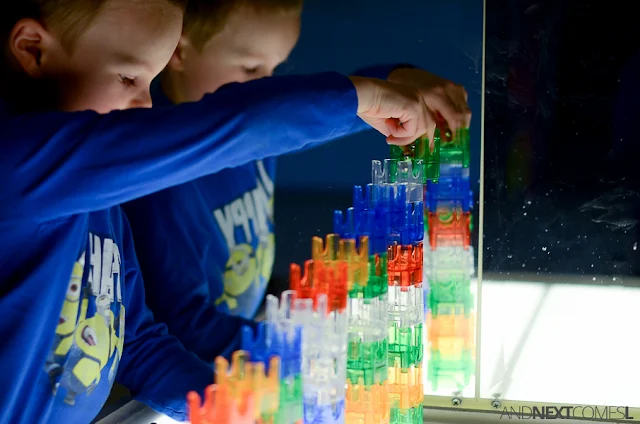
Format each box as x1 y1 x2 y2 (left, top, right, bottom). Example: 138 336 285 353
425 114 437 148
384 116 418 145
449 85 472 127
427 94 464 134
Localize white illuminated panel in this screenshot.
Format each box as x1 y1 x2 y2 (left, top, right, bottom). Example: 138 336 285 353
479 278 640 407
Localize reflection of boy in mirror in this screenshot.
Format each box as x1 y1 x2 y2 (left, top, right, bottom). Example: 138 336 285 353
124 0 472 362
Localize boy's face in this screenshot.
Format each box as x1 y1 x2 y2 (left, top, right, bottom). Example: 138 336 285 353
176 7 301 102
38 0 183 113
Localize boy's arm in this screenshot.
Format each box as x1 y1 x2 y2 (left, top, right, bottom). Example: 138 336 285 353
116 253 219 422
281 64 415 156
340 64 413 134
122 192 257 362
0 72 363 222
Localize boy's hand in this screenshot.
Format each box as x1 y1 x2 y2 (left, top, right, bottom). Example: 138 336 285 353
387 67 472 136
349 76 434 146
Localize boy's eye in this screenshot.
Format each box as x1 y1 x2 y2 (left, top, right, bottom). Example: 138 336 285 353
118 74 136 87
243 66 259 76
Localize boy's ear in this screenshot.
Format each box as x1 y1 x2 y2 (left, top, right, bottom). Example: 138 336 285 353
8 18 58 78
167 35 191 72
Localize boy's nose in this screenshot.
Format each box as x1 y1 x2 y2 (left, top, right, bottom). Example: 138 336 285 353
247 69 273 82
130 90 153 109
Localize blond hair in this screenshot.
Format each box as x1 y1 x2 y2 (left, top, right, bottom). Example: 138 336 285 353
3 0 188 51
184 0 303 52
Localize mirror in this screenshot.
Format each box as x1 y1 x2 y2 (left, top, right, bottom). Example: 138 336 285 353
481 0 640 411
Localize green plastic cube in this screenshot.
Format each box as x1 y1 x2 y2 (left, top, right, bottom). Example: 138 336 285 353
347 338 389 386
350 254 388 299
440 127 470 168
276 374 303 424
390 131 441 183
388 323 423 368
427 350 474 392
390 405 424 424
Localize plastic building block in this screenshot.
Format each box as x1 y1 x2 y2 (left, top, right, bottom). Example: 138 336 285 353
311 234 369 292
278 374 304 424
347 182 422 252
290 259 349 313
290 259 348 424
386 200 424 248
387 243 423 289
215 351 280 422
303 399 346 424
427 350 474 392
334 204 388 256
427 211 471 250
388 322 423 369
390 405 423 424
424 246 475 278
379 185 409 241
333 203 389 297
364 253 389 299
425 247 474 312
427 313 475 354
426 177 473 213
388 364 423 416
241 294 304 424
264 293 304 378
388 288 424 339
440 128 470 168
428 291 474 318
390 132 441 183
428 298 475 318
428 277 472 309
343 253 389 300
345 382 390 424
388 284 424 336
438 163 470 180
292 293 348 424
427 312 474 342
188 384 254 424
371 159 424 203
347 295 389 386
368 165 424 246
241 321 302 380
430 343 474 364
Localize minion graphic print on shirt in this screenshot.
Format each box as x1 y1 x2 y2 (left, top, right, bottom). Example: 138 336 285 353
212 159 275 317
44 231 124 407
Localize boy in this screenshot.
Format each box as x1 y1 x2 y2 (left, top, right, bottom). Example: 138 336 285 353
124 0 472 362
0 0 440 422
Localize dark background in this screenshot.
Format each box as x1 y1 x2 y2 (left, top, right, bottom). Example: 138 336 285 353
482 0 640 280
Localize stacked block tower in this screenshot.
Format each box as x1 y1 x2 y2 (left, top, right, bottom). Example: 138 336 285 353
214 351 281 423
188 384 255 424
290 255 350 423
333 185 392 423
393 128 476 393
187 126 474 423
375 159 425 424
241 292 304 424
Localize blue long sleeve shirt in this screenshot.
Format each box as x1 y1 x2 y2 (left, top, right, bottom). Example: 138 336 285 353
123 65 397 362
0 72 367 423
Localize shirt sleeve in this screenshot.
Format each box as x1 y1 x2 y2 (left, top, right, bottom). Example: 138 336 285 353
115 221 217 421
0 72 361 223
